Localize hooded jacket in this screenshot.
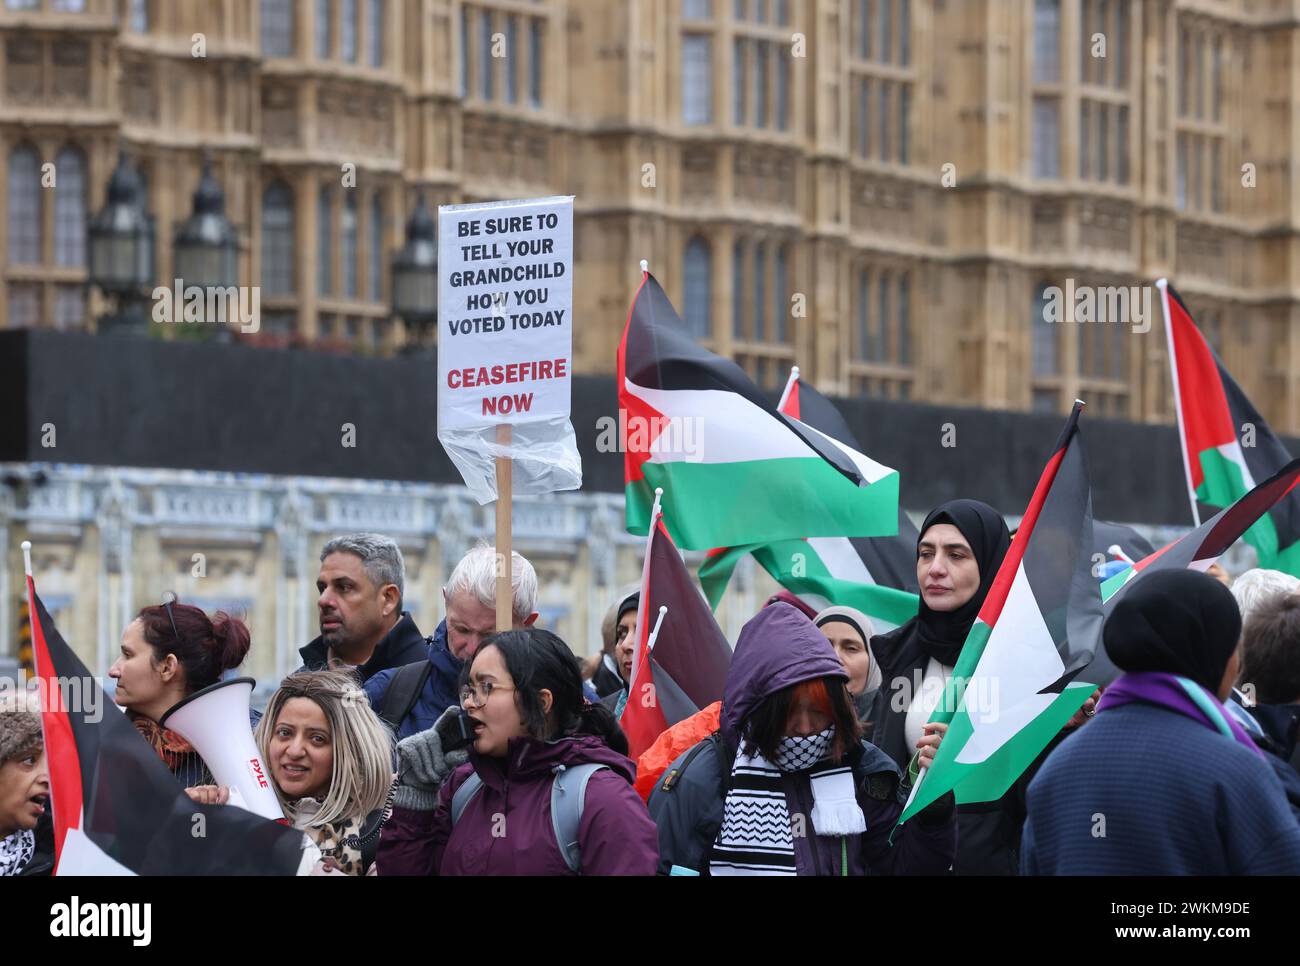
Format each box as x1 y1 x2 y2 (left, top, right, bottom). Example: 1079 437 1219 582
298 611 429 684
648 603 956 875
376 733 659 875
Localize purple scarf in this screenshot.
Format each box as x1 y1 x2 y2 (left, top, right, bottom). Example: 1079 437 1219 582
1097 671 1265 760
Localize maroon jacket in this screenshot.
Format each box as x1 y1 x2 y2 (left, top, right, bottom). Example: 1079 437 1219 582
376 733 659 875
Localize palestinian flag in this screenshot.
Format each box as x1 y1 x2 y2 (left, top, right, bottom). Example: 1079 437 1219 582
1162 279 1300 575
618 272 900 549
28 576 310 875
698 368 920 628
621 499 733 760
1102 457 1300 604
899 402 1102 822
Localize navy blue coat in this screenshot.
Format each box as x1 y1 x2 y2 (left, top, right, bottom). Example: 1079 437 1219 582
364 619 463 740
1022 702 1300 875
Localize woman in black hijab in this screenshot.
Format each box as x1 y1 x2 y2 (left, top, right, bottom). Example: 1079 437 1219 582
871 498 1029 875
872 499 1011 769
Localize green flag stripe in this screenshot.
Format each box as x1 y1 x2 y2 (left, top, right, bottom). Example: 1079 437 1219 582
626 457 899 550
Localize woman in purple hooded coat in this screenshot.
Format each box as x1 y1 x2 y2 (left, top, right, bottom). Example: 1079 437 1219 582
648 602 956 875
375 628 659 875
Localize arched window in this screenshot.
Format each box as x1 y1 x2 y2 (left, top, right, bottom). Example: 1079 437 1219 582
369 191 384 301
367 0 384 67
261 181 295 296
341 0 357 62
480 8 494 99
752 241 767 342
732 239 746 339
876 270 890 360
856 269 870 361
1031 282 1058 376
53 147 86 267
682 236 712 340
128 0 148 32
897 273 910 365
261 0 295 57
341 190 358 298
773 244 788 343
315 0 333 58
317 186 333 295
7 146 42 265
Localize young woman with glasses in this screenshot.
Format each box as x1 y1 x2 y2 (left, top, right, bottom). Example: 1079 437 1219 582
107 597 252 789
375 628 659 875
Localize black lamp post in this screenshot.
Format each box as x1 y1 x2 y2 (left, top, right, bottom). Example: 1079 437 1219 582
173 154 239 340
391 193 438 356
88 150 156 335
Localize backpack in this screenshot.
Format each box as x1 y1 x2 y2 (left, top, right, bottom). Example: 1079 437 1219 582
449 762 608 873
378 658 433 733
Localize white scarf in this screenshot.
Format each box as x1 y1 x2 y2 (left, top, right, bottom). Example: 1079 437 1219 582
0 829 35 876
710 728 867 876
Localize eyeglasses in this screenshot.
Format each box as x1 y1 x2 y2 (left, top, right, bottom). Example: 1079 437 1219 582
161 593 182 646
459 680 514 709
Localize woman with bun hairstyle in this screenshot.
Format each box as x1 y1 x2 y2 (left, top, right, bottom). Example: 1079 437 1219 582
376 627 659 875
107 599 252 788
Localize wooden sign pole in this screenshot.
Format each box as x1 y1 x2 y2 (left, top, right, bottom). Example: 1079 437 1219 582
495 423 513 630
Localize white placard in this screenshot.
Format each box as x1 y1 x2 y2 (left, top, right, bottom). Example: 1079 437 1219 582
437 196 574 432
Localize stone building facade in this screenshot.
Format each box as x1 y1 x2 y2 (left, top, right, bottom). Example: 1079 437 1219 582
0 461 779 694
2 0 1299 429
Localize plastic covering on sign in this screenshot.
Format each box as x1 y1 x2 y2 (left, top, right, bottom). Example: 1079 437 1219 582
439 416 582 505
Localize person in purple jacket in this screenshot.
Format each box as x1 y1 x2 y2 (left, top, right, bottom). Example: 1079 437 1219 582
375 628 659 875
648 602 957 875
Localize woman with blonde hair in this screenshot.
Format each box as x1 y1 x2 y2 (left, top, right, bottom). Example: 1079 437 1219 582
190 668 396 874
261 669 395 874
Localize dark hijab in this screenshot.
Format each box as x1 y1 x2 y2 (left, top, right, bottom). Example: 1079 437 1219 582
914 499 1012 666
1103 569 1241 693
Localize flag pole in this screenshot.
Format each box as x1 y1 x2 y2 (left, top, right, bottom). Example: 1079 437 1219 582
22 540 32 578
777 365 799 412
1107 544 1135 566
1158 278 1202 528
495 423 513 629
630 487 663 686
645 605 668 652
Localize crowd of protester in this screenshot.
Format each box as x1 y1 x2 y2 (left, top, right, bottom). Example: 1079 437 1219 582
5 505 1300 876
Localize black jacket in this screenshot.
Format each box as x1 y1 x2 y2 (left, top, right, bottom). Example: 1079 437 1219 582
297 611 428 683
1251 703 1300 774
872 618 1065 876
591 655 624 699
648 733 955 876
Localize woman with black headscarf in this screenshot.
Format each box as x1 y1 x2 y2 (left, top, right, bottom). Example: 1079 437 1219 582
1021 569 1300 874
871 498 1033 874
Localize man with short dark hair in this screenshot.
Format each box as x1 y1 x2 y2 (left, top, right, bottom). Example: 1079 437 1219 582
297 533 428 682
1241 591 1300 775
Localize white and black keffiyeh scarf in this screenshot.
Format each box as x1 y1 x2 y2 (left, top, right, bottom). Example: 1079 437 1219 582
710 728 866 876
0 829 35 876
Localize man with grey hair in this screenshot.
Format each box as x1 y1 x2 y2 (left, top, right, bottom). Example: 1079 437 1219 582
364 543 540 740
297 533 430 683
1230 568 1300 626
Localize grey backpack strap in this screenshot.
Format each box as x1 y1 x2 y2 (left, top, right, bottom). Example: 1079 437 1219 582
450 772 484 827
549 763 609 874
